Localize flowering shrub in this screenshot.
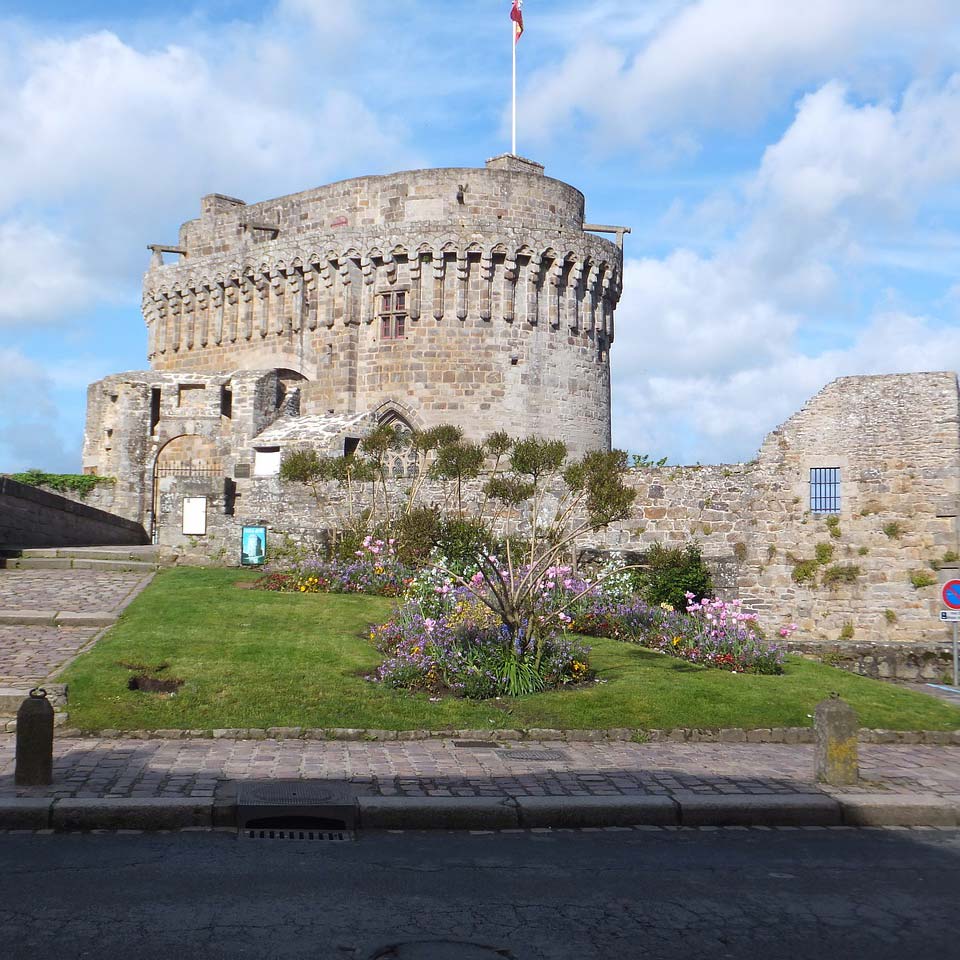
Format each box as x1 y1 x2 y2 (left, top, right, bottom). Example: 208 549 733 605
370 593 592 699
257 536 413 598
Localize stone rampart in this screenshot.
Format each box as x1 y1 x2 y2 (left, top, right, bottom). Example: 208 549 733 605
0 477 148 550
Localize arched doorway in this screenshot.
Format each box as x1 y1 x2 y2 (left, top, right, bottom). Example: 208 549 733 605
150 434 222 541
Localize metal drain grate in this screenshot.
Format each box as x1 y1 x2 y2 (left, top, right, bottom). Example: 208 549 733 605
244 827 354 842
496 749 567 761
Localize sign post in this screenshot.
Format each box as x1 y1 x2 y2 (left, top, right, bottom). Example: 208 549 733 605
940 579 960 688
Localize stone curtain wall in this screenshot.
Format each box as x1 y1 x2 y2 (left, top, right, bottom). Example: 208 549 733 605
0 477 148 550
139 158 620 456
151 372 960 646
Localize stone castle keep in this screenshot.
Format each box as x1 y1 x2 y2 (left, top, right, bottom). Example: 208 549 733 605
78 156 960 664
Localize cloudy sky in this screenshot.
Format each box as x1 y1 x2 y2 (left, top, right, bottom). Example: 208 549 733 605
2 0 960 470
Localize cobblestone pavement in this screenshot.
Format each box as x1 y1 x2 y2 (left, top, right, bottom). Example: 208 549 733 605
0 569 151 614
0 625 100 683
0 570 152 683
1 736 957 800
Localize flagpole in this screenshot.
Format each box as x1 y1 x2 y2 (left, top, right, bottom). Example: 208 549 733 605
511 17 517 155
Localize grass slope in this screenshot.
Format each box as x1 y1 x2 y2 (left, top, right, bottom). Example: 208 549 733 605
60 568 960 732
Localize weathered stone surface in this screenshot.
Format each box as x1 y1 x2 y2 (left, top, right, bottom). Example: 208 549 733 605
815 696 859 786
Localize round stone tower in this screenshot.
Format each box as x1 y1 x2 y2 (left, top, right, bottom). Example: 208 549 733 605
142 154 624 455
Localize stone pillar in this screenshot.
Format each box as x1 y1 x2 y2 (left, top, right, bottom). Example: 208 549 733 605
241 276 254 340
290 267 304 333
479 253 493 322
548 259 562 329
814 694 859 786
361 257 375 325
225 278 240 343
503 255 518 323
183 287 195 350
156 294 169 355
526 253 541 326
432 252 446 321
456 251 469 321
270 271 286 334
409 254 422 321
170 291 182 352
196 285 209 347
211 281 224 345
255 275 269 338
568 261 584 332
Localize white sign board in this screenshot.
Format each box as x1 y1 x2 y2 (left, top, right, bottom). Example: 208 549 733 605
182 496 207 536
940 610 960 622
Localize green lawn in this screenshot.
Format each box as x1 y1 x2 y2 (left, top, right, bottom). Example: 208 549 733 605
59 568 960 732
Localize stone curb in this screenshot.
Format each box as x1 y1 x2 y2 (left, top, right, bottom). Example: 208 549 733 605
47 726 960 745
54 612 117 627
0 609 58 626
2 793 956 832
50 798 214 832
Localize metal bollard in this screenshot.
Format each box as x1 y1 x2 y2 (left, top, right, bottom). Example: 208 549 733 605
15 688 54 786
814 693 858 786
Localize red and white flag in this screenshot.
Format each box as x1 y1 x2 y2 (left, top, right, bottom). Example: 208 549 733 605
511 0 524 43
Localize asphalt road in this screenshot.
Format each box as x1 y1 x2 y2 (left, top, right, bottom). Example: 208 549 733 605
0 827 956 960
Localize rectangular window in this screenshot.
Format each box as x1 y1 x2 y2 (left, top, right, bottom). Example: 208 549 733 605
253 447 282 477
379 290 407 340
810 467 841 514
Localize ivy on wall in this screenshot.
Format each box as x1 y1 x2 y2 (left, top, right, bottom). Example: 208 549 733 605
6 469 116 499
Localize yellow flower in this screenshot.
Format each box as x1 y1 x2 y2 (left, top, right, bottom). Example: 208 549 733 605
411 646 421 655
299 585 307 592
672 636 682 646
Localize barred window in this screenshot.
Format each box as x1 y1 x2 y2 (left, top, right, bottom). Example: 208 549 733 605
379 290 407 340
810 467 841 514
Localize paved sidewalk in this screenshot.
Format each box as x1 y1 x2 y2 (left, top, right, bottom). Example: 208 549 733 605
2 736 957 801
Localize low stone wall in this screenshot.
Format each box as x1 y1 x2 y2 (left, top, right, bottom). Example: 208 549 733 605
788 640 955 683
0 477 148 550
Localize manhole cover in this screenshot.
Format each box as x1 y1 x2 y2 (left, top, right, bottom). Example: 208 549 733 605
496 750 566 761
241 782 351 805
236 779 358 832
369 942 514 959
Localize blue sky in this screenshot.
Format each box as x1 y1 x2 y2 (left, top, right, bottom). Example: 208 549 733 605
2 0 960 470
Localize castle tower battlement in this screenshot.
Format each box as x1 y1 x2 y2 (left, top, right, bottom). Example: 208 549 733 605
142 156 623 452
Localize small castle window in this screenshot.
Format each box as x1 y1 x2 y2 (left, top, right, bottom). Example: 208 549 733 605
810 467 841 514
379 291 406 340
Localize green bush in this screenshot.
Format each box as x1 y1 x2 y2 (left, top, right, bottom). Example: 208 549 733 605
822 564 860 586
884 609 897 624
882 521 903 540
814 542 834 565
392 507 443 566
839 621 855 640
638 543 713 609
791 560 819 585
910 570 937 589
825 515 842 539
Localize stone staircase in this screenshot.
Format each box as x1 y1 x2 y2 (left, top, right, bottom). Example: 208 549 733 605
0 548 163 731
3 545 163 573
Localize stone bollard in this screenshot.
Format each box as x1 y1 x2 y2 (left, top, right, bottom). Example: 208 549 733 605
15 688 54 786
814 693 858 786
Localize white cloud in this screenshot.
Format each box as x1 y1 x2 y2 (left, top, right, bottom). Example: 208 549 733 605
521 0 955 147
0 18 418 328
610 74 960 463
0 221 96 326
0 349 76 471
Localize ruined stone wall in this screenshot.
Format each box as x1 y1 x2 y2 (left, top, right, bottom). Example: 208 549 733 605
139 157 620 455
149 372 960 646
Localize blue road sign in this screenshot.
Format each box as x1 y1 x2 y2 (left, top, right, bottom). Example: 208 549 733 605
943 579 960 610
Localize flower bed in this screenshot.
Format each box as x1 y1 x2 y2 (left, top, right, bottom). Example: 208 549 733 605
258 537 413 598
259 546 789 693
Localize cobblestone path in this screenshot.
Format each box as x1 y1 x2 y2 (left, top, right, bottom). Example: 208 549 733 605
1 737 957 800
0 569 152 684
0 569 150 615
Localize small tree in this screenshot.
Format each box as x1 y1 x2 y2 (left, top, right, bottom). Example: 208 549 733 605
434 442 637 669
